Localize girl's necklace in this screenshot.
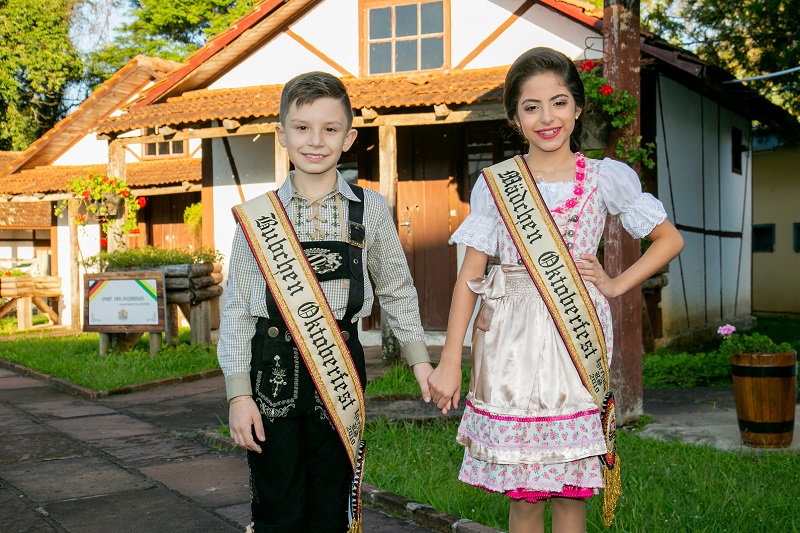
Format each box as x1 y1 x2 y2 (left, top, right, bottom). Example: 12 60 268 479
550 152 587 215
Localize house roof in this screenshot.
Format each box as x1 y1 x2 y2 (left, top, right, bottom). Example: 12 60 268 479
0 158 201 196
134 0 601 108
0 152 22 172
0 202 52 229
95 66 509 134
0 55 182 178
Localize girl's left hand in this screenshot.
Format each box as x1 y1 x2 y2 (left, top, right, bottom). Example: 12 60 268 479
576 254 618 297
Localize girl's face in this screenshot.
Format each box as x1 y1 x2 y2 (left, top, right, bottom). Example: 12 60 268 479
513 71 580 156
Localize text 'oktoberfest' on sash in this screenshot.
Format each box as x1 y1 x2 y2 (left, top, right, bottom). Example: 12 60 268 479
499 169 543 244
256 212 357 414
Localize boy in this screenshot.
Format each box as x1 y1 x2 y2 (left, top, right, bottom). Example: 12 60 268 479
216 71 434 532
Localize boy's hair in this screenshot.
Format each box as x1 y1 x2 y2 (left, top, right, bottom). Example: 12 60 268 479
503 47 586 152
279 71 354 129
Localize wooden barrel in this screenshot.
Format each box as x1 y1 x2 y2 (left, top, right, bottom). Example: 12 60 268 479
731 351 797 448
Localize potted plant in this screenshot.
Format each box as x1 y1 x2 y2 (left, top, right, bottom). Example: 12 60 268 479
54 173 143 242
717 324 796 448
578 60 655 168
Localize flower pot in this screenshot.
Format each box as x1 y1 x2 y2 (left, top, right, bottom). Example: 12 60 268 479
731 351 797 448
581 111 611 151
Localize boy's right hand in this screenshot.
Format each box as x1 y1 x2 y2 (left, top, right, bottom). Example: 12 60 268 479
228 396 265 453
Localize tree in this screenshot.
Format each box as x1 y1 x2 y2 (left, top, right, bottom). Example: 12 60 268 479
0 0 84 150
643 0 800 118
85 0 258 85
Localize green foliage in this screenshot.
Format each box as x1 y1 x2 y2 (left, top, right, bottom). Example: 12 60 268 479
717 331 793 357
0 330 219 390
53 173 142 237
0 0 84 150
579 61 638 130
83 245 223 271
615 136 656 169
364 419 800 531
643 350 733 388
183 202 203 236
0 268 29 277
642 0 800 120
85 0 258 84
366 363 471 396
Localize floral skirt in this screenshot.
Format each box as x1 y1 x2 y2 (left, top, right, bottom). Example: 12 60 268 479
457 265 608 501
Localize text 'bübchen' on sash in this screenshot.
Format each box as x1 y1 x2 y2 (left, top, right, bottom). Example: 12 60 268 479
233 192 366 494
482 156 620 527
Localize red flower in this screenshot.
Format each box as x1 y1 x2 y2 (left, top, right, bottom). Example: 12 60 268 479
600 84 614 95
110 179 117 186
137 196 147 208
102 176 109 183
120 189 130 197
580 60 595 72
82 190 91 200
100 238 108 247
3 271 11 276
75 214 86 223
130 227 140 235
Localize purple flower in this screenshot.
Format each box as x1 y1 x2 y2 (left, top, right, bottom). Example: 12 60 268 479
717 324 736 336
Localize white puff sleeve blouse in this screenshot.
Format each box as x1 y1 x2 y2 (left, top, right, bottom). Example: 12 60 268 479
451 158 667 256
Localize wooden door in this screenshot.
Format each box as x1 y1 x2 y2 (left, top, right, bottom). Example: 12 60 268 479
132 192 201 250
396 125 457 331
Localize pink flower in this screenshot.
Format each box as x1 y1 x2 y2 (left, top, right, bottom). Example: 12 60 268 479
565 198 577 209
573 187 584 196
600 84 614 95
717 324 736 336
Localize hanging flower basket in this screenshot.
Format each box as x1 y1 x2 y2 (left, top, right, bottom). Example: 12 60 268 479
53 173 142 236
581 110 612 151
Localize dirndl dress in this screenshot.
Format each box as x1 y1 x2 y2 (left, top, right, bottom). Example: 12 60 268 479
451 156 668 502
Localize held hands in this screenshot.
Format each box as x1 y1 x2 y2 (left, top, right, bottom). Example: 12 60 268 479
412 362 434 403
228 396 265 453
575 254 619 298
426 357 462 415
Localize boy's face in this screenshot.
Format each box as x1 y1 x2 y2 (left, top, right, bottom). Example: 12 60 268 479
276 97 357 183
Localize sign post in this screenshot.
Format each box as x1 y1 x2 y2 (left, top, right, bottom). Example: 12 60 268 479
84 271 166 355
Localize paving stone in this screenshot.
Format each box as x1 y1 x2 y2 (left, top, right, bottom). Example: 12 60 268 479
139 455 249 508
92 432 214 468
0 376 49 390
0 404 42 435
214 502 251 528
0 486 60 533
0 455 153 503
19 399 116 419
44 486 241 533
47 413 162 442
0 432 90 464
0 385 75 405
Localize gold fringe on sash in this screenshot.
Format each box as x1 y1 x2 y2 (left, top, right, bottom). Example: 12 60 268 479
602 456 621 527
347 516 363 533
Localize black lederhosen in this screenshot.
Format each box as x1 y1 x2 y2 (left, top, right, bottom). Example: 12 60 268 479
248 186 366 533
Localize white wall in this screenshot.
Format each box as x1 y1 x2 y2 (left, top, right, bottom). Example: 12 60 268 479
655 75 752 342
53 135 108 166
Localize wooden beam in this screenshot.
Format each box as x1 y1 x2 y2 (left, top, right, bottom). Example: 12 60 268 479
378 125 397 219
108 106 507 146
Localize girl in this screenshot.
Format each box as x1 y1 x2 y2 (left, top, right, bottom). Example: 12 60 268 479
426 47 684 532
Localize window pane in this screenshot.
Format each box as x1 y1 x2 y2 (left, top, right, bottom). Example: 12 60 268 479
395 4 418 37
146 143 156 156
158 142 170 155
172 141 184 154
420 37 443 70
369 7 391 39
370 42 392 74
420 1 443 34
395 40 417 72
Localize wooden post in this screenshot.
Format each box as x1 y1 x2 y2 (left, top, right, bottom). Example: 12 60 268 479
149 332 162 356
275 133 290 187
379 125 402 365
99 333 110 355
16 297 32 331
68 198 82 329
603 0 644 424
166 303 180 346
189 301 211 345
108 140 127 251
